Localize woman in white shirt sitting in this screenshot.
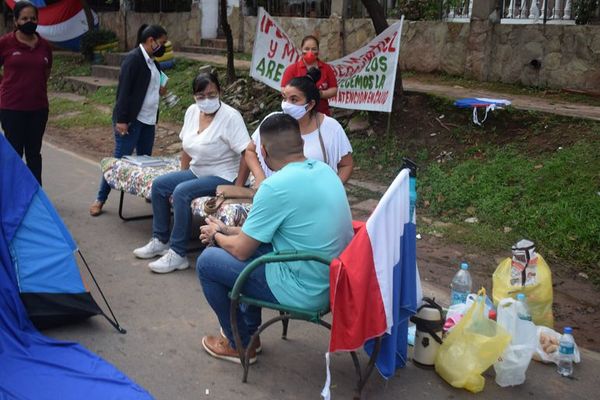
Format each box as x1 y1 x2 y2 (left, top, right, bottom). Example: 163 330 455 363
245 67 353 186
133 72 250 273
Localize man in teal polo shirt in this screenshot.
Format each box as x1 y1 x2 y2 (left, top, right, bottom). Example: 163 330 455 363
197 113 353 364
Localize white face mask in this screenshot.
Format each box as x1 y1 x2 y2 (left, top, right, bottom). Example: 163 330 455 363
281 100 309 120
196 97 221 114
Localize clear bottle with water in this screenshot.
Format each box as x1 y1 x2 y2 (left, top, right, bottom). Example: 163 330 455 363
450 262 472 305
515 293 532 321
557 327 575 377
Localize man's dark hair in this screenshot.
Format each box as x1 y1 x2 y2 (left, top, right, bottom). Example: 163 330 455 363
192 72 221 94
260 113 303 159
137 24 167 45
13 1 38 19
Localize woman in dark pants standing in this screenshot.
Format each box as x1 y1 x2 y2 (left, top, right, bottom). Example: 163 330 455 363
89 24 168 216
0 1 52 185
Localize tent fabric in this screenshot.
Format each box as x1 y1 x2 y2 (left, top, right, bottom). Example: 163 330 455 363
0 134 153 399
329 169 419 378
12 190 83 293
454 97 512 126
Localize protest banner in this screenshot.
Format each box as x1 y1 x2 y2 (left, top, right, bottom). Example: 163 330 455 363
328 17 403 112
249 8 404 112
250 7 301 91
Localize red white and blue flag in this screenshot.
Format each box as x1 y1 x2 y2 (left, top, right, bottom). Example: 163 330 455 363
6 0 98 51
328 169 419 378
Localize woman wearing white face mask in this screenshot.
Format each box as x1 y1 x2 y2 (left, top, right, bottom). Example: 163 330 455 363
133 72 251 274
244 68 353 187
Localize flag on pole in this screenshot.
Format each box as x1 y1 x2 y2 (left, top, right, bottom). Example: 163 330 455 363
329 169 419 377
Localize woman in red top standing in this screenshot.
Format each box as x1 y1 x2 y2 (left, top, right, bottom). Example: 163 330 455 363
0 1 52 185
280 35 337 116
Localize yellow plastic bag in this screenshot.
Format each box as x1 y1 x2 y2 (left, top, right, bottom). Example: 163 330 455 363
492 254 554 328
435 289 511 393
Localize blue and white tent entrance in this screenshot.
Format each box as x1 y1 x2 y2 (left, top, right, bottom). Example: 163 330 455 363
1 134 150 399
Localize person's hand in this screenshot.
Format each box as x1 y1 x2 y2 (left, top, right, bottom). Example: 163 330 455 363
199 224 216 245
199 216 228 245
115 123 128 135
159 86 168 96
206 215 227 232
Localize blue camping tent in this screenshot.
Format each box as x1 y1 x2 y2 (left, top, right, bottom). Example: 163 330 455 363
0 135 152 399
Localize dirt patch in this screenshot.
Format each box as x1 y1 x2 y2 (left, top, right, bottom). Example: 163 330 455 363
45 122 183 163
366 91 597 164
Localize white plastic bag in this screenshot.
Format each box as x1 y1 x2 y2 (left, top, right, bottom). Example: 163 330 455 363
493 298 537 387
533 326 581 365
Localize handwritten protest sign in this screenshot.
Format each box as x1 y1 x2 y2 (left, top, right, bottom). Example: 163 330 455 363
250 8 301 90
250 8 404 112
328 18 403 112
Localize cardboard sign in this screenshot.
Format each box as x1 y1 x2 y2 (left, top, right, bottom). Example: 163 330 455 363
249 8 404 112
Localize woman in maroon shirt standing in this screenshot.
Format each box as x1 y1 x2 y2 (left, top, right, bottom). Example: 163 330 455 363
0 1 52 185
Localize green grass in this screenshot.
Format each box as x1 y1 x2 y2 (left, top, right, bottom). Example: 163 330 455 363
48 97 112 129
418 141 600 282
48 54 91 91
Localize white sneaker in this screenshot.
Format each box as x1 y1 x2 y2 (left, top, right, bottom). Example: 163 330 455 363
133 238 169 259
148 249 189 273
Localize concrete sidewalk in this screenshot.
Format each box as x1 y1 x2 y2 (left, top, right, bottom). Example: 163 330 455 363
179 52 600 122
43 142 599 399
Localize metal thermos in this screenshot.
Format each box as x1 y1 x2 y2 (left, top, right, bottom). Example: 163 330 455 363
410 297 444 367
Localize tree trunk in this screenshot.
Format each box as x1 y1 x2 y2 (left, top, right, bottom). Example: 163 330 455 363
360 0 403 97
360 0 389 34
80 0 95 32
220 0 236 84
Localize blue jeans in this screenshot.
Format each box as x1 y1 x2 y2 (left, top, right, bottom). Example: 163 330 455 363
96 120 156 202
196 244 279 348
151 170 232 256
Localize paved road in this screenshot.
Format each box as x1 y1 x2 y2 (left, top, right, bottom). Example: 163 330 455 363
42 142 599 399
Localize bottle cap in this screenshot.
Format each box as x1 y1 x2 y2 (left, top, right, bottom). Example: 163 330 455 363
564 326 573 334
460 262 469 270
516 293 526 301
488 310 497 320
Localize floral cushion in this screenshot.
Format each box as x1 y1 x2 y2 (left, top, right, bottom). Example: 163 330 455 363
101 156 180 200
191 197 253 226
101 156 253 226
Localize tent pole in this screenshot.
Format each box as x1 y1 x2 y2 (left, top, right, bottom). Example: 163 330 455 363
78 250 127 334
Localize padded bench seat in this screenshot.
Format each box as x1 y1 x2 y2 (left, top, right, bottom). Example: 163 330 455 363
101 157 252 225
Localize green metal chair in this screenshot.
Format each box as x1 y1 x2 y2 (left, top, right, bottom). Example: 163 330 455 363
229 250 382 399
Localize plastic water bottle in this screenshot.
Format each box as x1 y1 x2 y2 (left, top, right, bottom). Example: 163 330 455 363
450 262 472 305
515 293 532 321
557 327 575 377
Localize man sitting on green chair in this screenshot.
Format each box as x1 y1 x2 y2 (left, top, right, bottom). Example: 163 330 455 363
196 113 353 364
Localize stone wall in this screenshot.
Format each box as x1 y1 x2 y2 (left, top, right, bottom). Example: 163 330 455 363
88 8 600 91
98 8 201 51
488 24 600 90
241 16 343 61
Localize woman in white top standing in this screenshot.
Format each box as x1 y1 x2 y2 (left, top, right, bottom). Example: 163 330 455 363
245 68 353 186
134 72 250 273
